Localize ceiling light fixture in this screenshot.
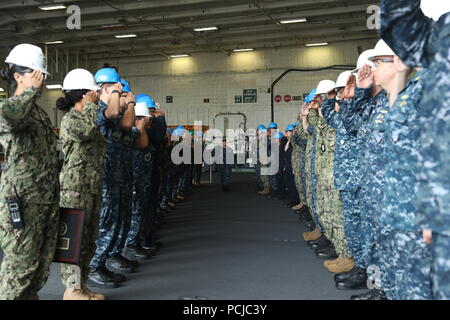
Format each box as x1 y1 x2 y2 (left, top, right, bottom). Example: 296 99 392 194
45 41 64 45
233 48 254 52
39 4 67 11
170 54 190 58
280 18 307 24
115 34 138 39
194 27 219 32
306 42 328 47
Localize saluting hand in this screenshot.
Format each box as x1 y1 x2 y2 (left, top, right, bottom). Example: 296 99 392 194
357 64 374 89
23 70 44 90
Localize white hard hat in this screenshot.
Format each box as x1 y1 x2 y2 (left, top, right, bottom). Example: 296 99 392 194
352 49 376 74
368 39 396 61
421 0 450 21
5 44 50 76
63 69 101 91
335 71 353 88
316 80 336 95
135 102 150 117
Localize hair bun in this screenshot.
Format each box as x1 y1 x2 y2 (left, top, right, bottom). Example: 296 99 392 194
56 97 72 112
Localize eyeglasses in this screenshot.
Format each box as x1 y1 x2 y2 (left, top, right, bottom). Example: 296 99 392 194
372 58 394 67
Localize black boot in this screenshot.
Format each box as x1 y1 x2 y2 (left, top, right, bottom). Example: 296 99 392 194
106 255 135 274
87 268 119 289
336 268 368 290
102 267 126 283
309 236 332 250
334 266 363 282
315 245 338 259
369 289 388 300
350 290 374 300
123 247 152 261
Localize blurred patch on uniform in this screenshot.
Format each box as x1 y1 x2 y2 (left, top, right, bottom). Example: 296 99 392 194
53 208 85 265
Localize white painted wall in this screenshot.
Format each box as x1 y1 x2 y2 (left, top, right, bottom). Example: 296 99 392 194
35 39 376 131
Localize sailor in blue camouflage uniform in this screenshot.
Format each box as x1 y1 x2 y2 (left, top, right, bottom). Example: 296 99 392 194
218 139 234 192
123 95 154 261
255 125 267 192
383 68 433 300
381 0 450 299
109 79 140 267
88 69 140 287
339 62 390 299
322 72 370 287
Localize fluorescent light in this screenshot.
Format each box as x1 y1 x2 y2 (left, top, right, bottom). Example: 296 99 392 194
39 4 67 11
170 54 190 58
115 34 137 39
194 27 218 32
46 85 62 90
306 42 328 47
233 48 254 52
280 18 307 24
45 41 64 45
0 88 4 92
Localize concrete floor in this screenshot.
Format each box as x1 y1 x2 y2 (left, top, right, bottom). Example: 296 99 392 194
1 173 366 300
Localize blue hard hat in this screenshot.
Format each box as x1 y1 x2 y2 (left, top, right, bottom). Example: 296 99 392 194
136 94 157 109
169 128 175 135
257 124 267 131
268 122 278 129
174 126 186 136
274 132 284 139
120 79 131 93
286 124 295 132
95 68 121 84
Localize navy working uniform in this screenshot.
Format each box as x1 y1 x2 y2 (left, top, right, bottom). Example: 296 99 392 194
381 0 450 299
89 101 139 271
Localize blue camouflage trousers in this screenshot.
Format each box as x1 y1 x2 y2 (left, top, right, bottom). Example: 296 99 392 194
341 189 364 266
218 164 233 186
431 233 450 300
385 231 433 300
125 182 151 248
110 151 134 257
90 181 121 270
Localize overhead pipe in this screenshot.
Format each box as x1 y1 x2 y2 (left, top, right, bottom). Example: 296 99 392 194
270 65 355 122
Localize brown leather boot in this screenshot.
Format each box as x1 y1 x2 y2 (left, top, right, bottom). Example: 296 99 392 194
303 228 321 241
324 256 342 269
328 258 355 274
292 203 303 211
83 286 106 300
63 288 95 300
258 187 270 195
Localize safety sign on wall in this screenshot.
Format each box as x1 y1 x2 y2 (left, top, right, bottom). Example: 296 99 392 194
243 89 257 103
166 96 173 104
284 95 292 103
235 95 243 103
274 95 282 103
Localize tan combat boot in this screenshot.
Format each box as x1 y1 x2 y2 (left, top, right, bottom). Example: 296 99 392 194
83 287 106 300
177 194 186 201
292 203 303 211
324 256 342 269
63 288 95 300
303 228 321 241
328 258 355 274
258 187 270 195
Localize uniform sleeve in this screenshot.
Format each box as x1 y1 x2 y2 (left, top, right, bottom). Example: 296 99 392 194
341 88 372 134
0 87 38 132
380 0 436 68
61 102 99 142
322 99 339 129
